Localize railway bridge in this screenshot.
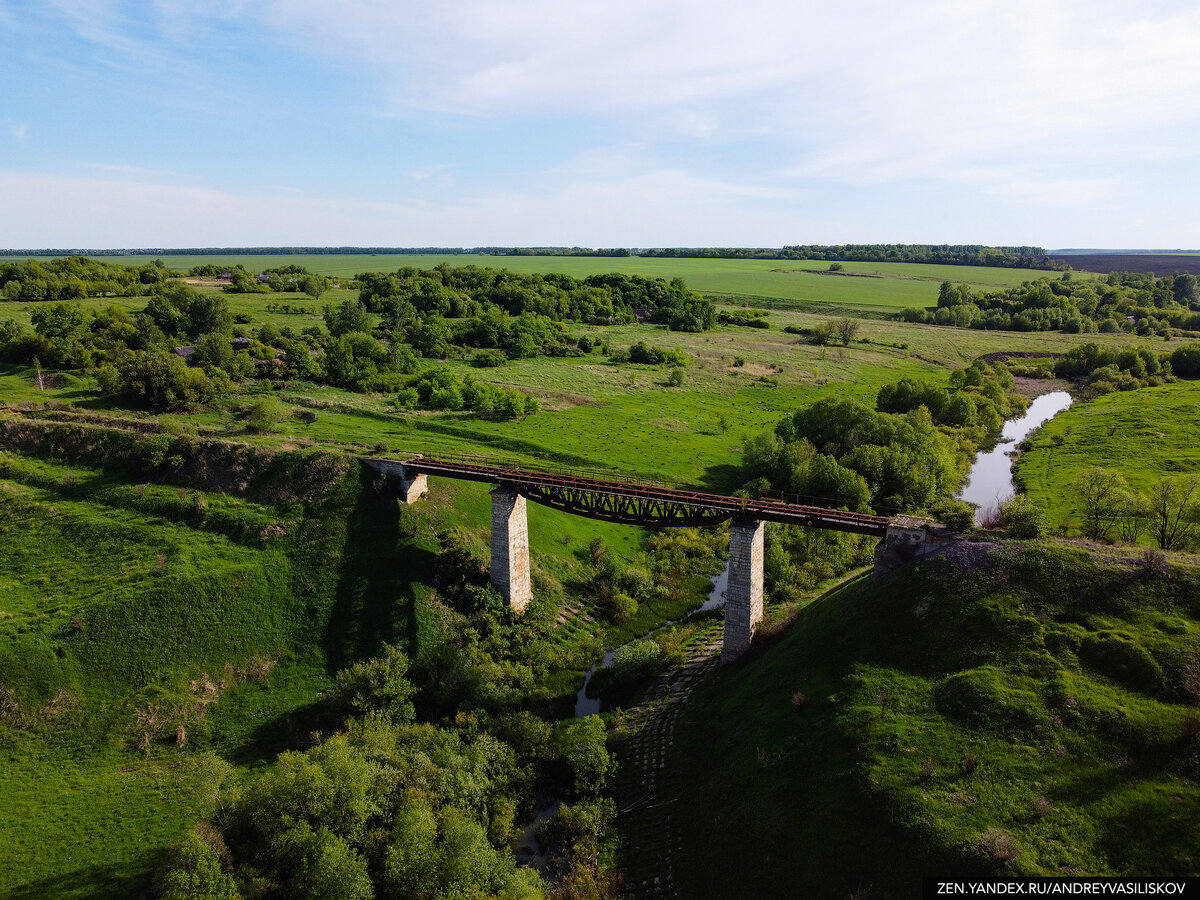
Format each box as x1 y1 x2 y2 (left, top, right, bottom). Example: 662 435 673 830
363 455 946 662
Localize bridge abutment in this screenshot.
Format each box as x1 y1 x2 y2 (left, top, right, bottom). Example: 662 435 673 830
873 517 955 577
361 458 427 503
721 518 765 664
491 486 532 612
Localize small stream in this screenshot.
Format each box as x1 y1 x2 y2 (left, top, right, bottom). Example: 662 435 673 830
573 562 729 718
514 562 730 870
958 390 1072 524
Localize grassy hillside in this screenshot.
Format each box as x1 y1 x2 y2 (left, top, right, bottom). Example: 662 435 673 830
656 543 1200 897
1014 381 1200 534
0 415 720 897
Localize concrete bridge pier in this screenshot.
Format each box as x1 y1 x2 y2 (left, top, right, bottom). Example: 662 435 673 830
721 518 765 664
491 485 532 612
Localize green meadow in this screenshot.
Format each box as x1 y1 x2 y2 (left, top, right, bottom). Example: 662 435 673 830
1013 380 1200 534
2 253 1086 312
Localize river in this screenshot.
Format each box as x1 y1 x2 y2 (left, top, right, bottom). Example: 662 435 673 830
958 390 1072 525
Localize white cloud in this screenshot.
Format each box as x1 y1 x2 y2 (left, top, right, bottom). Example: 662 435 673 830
238 0 1200 189
11 1 1200 245
407 163 452 181
11 123 28 141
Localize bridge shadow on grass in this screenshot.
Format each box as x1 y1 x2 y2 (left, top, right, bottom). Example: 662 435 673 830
226 699 335 767
657 577 995 899
6 861 148 900
697 462 744 495
323 470 439 673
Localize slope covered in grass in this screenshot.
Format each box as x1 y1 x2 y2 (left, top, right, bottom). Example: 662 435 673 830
0 418 715 897
1014 381 1200 535
661 543 1200 897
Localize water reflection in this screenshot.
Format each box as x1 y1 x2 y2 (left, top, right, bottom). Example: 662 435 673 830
959 391 1072 525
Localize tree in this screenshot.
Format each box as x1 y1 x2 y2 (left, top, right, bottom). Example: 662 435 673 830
835 316 860 346
556 717 614 797
331 644 416 722
159 830 239 900
301 273 332 304
1146 476 1199 551
1073 468 1129 540
322 299 372 337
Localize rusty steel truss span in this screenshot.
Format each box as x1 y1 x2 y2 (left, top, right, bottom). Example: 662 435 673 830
398 456 889 536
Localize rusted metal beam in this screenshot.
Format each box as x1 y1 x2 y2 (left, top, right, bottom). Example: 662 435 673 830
397 456 890 536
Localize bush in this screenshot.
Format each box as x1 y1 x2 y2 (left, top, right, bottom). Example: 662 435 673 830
999 494 1046 538
246 396 289 433
472 349 507 367
118 350 231 411
556 717 614 796
928 498 976 532
611 639 659 683
611 592 638 624
330 644 416 722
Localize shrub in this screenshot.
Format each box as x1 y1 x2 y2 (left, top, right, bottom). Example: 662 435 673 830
978 827 1019 864
999 494 1046 538
246 397 289 433
929 498 976 532
330 644 416 722
159 829 239 900
611 639 659 683
611 592 638 625
472 349 507 367
556 717 614 796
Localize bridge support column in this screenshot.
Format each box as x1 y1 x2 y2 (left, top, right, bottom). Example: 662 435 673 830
491 486 532 612
722 518 764 664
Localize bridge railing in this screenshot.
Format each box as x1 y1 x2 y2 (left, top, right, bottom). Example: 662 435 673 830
394 448 683 492
387 449 905 520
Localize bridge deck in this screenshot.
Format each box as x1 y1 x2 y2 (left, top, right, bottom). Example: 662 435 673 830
397 456 889 536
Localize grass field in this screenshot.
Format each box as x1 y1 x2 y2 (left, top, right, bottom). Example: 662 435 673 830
660 544 1200 896
3 254 1197 897
0 296 1158 489
1013 381 1200 534
1 253 1085 312
0 429 721 896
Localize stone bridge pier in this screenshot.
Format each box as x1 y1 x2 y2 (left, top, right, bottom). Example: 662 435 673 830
363 458 427 503
720 518 766 663
489 486 532 611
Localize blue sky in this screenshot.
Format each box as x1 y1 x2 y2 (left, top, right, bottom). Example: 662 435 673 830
2 0 1199 249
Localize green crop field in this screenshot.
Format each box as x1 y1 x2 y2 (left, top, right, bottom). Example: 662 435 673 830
0 253 1084 312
